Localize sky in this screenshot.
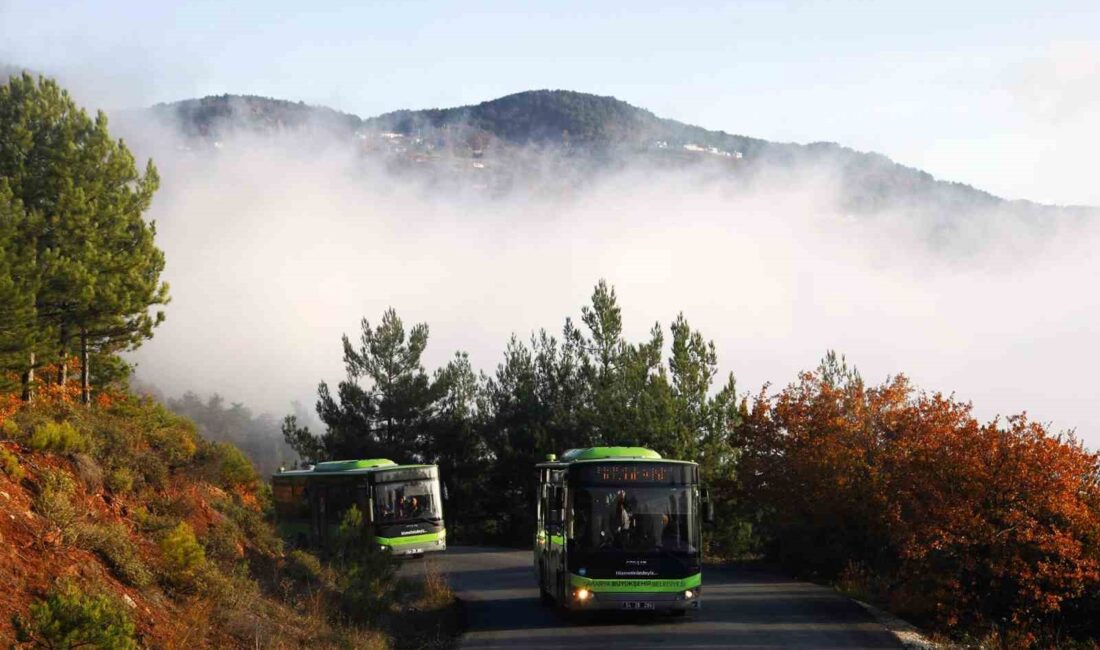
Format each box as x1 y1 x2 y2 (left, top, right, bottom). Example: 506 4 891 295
2 0 1099 206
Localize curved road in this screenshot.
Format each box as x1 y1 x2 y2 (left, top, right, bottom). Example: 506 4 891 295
404 546 903 649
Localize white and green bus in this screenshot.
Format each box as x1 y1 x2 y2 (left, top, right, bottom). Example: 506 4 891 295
535 447 713 614
273 459 446 557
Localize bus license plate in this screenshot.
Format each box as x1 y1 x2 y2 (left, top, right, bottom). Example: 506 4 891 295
620 602 655 610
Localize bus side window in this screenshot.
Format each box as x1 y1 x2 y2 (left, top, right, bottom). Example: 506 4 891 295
537 482 546 528
548 486 564 531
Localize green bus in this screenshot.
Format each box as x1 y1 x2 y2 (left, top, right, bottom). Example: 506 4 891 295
272 459 446 557
534 447 713 614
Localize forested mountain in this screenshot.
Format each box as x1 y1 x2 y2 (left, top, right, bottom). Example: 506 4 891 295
149 94 363 139
147 89 1096 226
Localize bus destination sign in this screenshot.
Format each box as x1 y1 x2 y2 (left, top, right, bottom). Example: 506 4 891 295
596 464 669 482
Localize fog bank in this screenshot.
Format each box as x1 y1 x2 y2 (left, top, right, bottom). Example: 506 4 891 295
120 121 1100 450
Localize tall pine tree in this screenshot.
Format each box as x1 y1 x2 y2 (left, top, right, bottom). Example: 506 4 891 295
0 73 167 401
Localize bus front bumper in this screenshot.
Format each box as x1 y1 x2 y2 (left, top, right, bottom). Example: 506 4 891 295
376 530 447 556
387 540 446 556
567 589 701 612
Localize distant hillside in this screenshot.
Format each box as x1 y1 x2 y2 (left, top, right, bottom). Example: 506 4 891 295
150 94 363 139
146 89 1096 224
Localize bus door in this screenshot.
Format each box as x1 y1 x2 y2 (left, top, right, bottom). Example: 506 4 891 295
546 479 566 598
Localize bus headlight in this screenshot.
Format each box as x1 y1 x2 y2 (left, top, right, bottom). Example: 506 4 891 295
683 589 694 600
574 588 591 602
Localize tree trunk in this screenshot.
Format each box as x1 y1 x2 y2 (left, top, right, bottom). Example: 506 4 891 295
21 351 35 402
57 324 68 386
80 328 90 406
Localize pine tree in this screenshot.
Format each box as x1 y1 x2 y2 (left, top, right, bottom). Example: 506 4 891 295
0 181 47 396
0 73 168 401
292 308 444 462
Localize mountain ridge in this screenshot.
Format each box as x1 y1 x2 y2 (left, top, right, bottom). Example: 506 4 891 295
134 88 1098 225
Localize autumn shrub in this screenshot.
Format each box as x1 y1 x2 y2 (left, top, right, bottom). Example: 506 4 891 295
0 445 24 480
79 521 153 588
28 420 88 454
32 469 82 543
159 521 207 591
1 418 18 438
737 360 1100 645
12 581 137 649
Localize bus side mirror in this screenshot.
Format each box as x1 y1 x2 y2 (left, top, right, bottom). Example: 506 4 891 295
702 489 715 525
443 485 450 501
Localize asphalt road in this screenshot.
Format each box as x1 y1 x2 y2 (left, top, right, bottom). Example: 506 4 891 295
402 546 903 649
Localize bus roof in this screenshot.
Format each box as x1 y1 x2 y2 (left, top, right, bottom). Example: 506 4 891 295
561 447 662 461
536 446 697 468
313 459 396 472
272 459 439 478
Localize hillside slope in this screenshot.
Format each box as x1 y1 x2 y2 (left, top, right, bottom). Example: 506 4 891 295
0 392 457 649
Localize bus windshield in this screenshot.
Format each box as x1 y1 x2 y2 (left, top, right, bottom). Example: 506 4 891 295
572 486 698 554
374 479 443 523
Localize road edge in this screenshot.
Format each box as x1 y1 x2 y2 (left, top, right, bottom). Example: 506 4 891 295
851 599 940 649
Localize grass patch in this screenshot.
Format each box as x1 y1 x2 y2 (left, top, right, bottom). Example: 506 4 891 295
79 521 153 588
0 445 24 480
32 469 82 544
28 420 88 453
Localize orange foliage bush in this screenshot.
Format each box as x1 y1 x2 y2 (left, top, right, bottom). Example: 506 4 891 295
0 360 125 430
737 366 1100 644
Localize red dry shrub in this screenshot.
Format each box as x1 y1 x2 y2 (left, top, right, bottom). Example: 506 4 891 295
737 366 1100 644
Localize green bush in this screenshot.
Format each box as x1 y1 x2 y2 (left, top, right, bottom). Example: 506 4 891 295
1 419 18 438
338 551 399 625
136 451 168 490
28 421 88 454
0 446 24 481
205 442 257 488
333 506 399 624
201 521 243 567
160 522 206 590
105 467 134 495
132 505 178 534
284 549 326 586
79 522 153 588
212 495 280 556
12 581 137 649
147 423 198 467
33 469 81 543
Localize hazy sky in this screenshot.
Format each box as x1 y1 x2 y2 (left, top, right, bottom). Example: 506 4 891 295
2 0 1098 206
3 1 1099 450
